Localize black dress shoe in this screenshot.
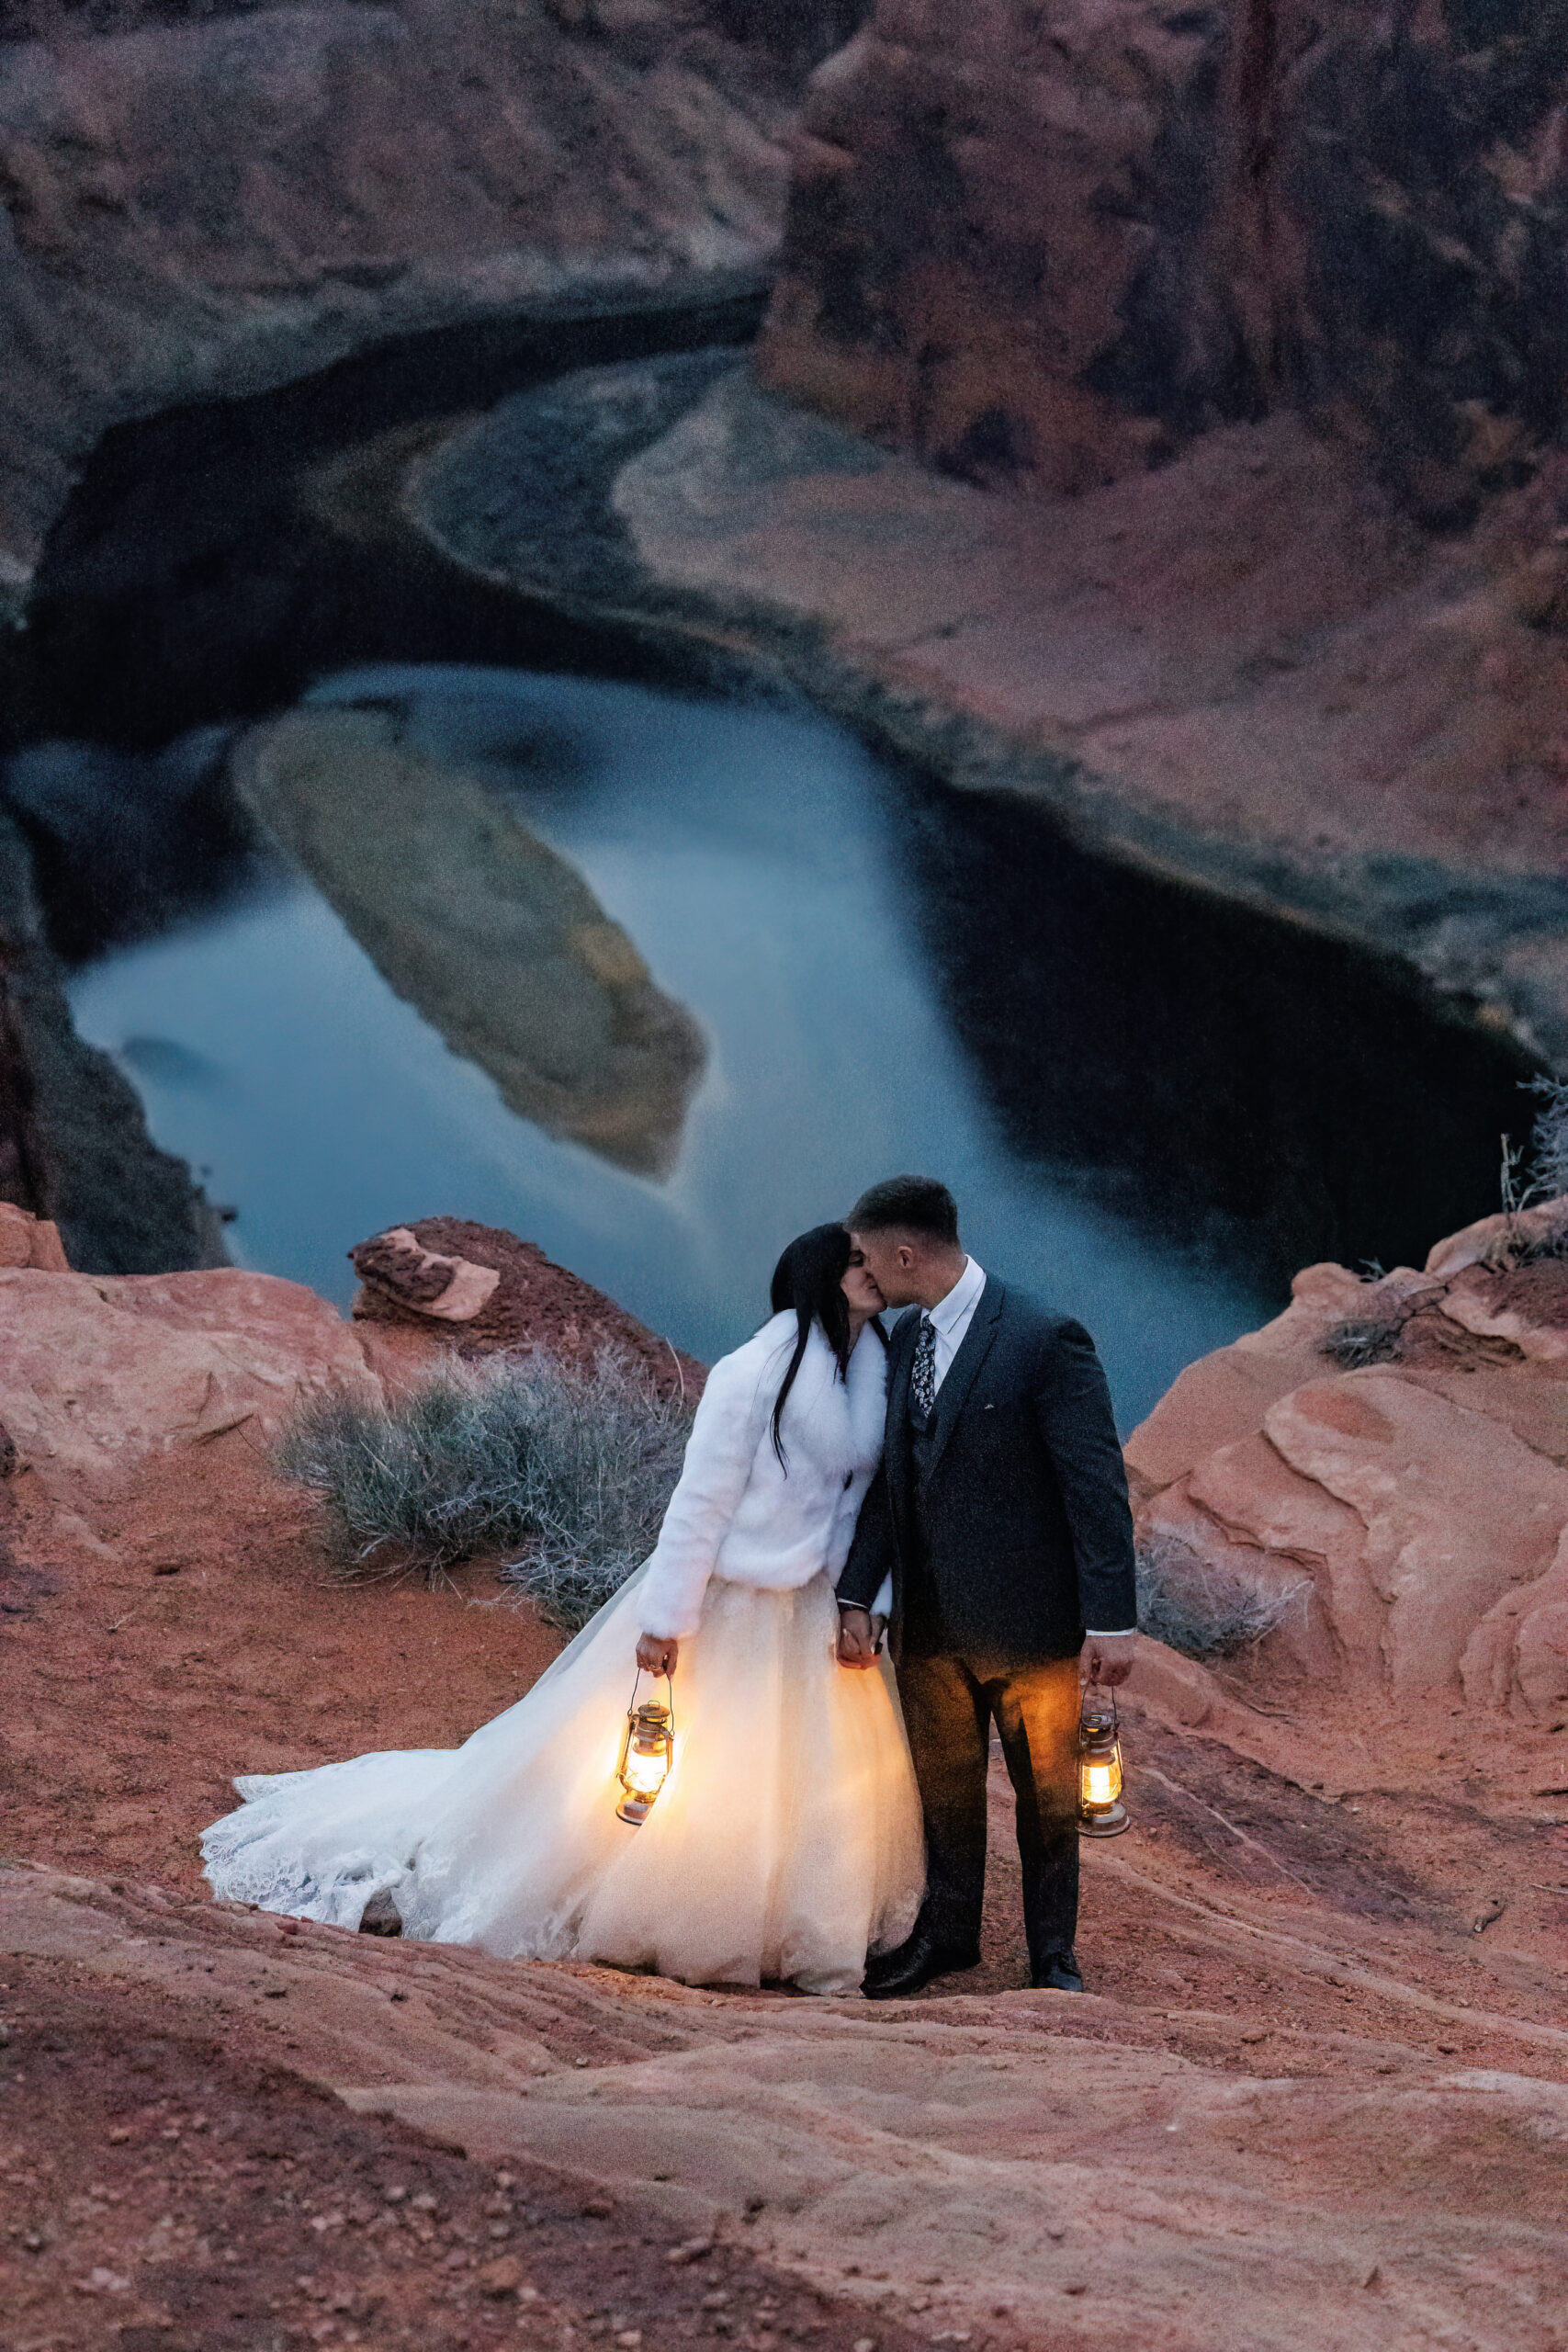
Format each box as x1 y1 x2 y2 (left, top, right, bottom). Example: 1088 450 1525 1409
1031 1951 1084 1993
863 1932 982 2000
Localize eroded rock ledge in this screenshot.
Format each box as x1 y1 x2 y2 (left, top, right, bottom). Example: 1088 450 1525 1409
756 2 1568 527
0 0 831 616
407 352 1568 1069
3 1210 1568 2348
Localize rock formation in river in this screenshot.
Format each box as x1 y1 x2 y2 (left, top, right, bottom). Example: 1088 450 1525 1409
234 707 707 1177
755 1 1568 526
0 0 866 616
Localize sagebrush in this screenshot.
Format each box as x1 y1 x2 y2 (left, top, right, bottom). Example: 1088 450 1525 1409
1318 1314 1407 1371
1136 1533 1307 1659
275 1351 693 1625
1500 1075 1568 1257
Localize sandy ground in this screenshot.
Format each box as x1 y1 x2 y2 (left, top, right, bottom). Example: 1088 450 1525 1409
4 1422 1568 2349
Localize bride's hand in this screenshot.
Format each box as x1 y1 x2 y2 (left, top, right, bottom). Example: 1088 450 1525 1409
836 1607 880 1670
637 1632 679 1677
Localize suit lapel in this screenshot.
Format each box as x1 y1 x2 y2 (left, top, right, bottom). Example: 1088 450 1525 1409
925 1279 1004 1477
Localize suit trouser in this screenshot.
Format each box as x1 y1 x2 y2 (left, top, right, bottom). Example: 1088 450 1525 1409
896 1648 1080 1968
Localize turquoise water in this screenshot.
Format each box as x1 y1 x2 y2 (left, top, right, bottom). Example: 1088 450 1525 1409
65 662 1269 1429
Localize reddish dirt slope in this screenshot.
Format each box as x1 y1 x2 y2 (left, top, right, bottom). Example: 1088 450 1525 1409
4 1240 1568 2348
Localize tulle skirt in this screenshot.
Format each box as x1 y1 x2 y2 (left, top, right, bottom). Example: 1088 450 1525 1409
200 1566 925 1995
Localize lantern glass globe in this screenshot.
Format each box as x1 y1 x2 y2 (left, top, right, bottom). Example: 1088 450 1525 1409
616 1697 674 1825
624 1743 669 1797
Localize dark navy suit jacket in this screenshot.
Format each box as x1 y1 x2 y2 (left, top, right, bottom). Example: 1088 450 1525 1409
838 1278 1137 1664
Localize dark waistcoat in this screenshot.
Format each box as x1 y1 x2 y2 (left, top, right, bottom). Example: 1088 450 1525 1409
903 1386 945 1647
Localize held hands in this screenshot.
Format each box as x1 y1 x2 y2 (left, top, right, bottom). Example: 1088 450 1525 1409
636 1632 680 1677
1080 1629 1137 1689
836 1606 886 1670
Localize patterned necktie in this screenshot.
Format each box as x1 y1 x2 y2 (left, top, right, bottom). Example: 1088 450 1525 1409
911 1312 937 1419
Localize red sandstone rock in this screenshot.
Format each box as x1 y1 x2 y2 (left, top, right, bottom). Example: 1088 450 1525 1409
0 1201 69 1272
2 1212 1567 2347
350 1216 705 1401
602 366 1568 1066
758 3 1568 525
0 1264 379 1498
351 1226 502 1323
1129 1218 1568 1724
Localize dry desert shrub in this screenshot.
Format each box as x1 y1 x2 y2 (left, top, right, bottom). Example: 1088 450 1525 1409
1318 1312 1410 1370
1136 1532 1308 1660
1503 1076 1568 1260
275 1351 692 1623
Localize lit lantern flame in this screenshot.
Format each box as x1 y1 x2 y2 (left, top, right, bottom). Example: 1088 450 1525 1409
616 1686 674 1826
1078 1686 1130 1838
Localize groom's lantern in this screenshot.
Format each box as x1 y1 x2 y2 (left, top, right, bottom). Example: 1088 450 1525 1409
616 1682 674 1826
1077 1687 1130 1838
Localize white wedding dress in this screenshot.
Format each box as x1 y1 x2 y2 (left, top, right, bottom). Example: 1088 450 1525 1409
202 1317 924 1995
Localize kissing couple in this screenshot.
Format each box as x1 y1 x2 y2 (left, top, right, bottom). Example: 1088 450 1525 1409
204 1177 1139 1996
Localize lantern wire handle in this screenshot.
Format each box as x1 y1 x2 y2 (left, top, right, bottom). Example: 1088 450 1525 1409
626 1663 676 1741
1083 1662 1119 1735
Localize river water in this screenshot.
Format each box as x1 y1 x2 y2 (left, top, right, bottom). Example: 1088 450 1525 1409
63 660 1276 1428
9 326 1539 1432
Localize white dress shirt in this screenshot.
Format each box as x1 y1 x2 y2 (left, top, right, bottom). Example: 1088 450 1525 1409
922 1252 987 1390
851 1255 1130 1642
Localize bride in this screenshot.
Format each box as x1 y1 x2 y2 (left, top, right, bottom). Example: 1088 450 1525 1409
202 1224 925 1994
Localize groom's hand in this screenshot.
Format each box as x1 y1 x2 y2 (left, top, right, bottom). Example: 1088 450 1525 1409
637 1633 679 1677
837 1606 880 1670
1081 1630 1137 1688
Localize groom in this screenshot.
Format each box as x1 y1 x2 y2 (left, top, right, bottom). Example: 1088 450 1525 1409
837 1176 1137 1996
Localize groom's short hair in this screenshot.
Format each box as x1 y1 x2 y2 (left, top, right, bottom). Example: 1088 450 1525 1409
849 1176 960 1249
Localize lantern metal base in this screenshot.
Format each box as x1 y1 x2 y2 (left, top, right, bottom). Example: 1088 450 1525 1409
616 1793 657 1826
1079 1802 1131 1838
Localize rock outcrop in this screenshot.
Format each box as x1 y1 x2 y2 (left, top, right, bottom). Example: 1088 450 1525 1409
6 1861 1568 2352
0 1216 703 1512
0 802 227 1273
757 2 1568 526
1128 1202 1568 1727
0 1263 378 1498
0 1198 68 1270
350 1214 706 1396
235 707 707 1177
3 1207 1568 2347
0 0 826 615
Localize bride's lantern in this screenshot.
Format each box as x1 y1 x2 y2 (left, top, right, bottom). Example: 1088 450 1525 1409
1077 1685 1130 1838
616 1679 675 1826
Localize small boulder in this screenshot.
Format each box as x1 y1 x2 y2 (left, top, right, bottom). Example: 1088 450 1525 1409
0 1203 69 1272
350 1228 501 1323
357 1888 404 1937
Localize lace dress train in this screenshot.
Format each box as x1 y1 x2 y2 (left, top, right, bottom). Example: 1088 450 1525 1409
201 1564 924 1995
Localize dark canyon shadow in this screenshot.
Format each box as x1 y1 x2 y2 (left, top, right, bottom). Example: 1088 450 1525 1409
890 774 1535 1295
3 302 764 962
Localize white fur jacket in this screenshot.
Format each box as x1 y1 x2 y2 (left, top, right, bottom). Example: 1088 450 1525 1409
636 1312 888 1641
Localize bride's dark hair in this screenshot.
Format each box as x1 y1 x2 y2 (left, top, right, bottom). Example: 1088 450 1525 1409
766 1223 884 1468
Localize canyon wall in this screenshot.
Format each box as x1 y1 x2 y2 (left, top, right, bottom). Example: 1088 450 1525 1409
756 1 1568 524
0 807 225 1272
0 0 867 615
